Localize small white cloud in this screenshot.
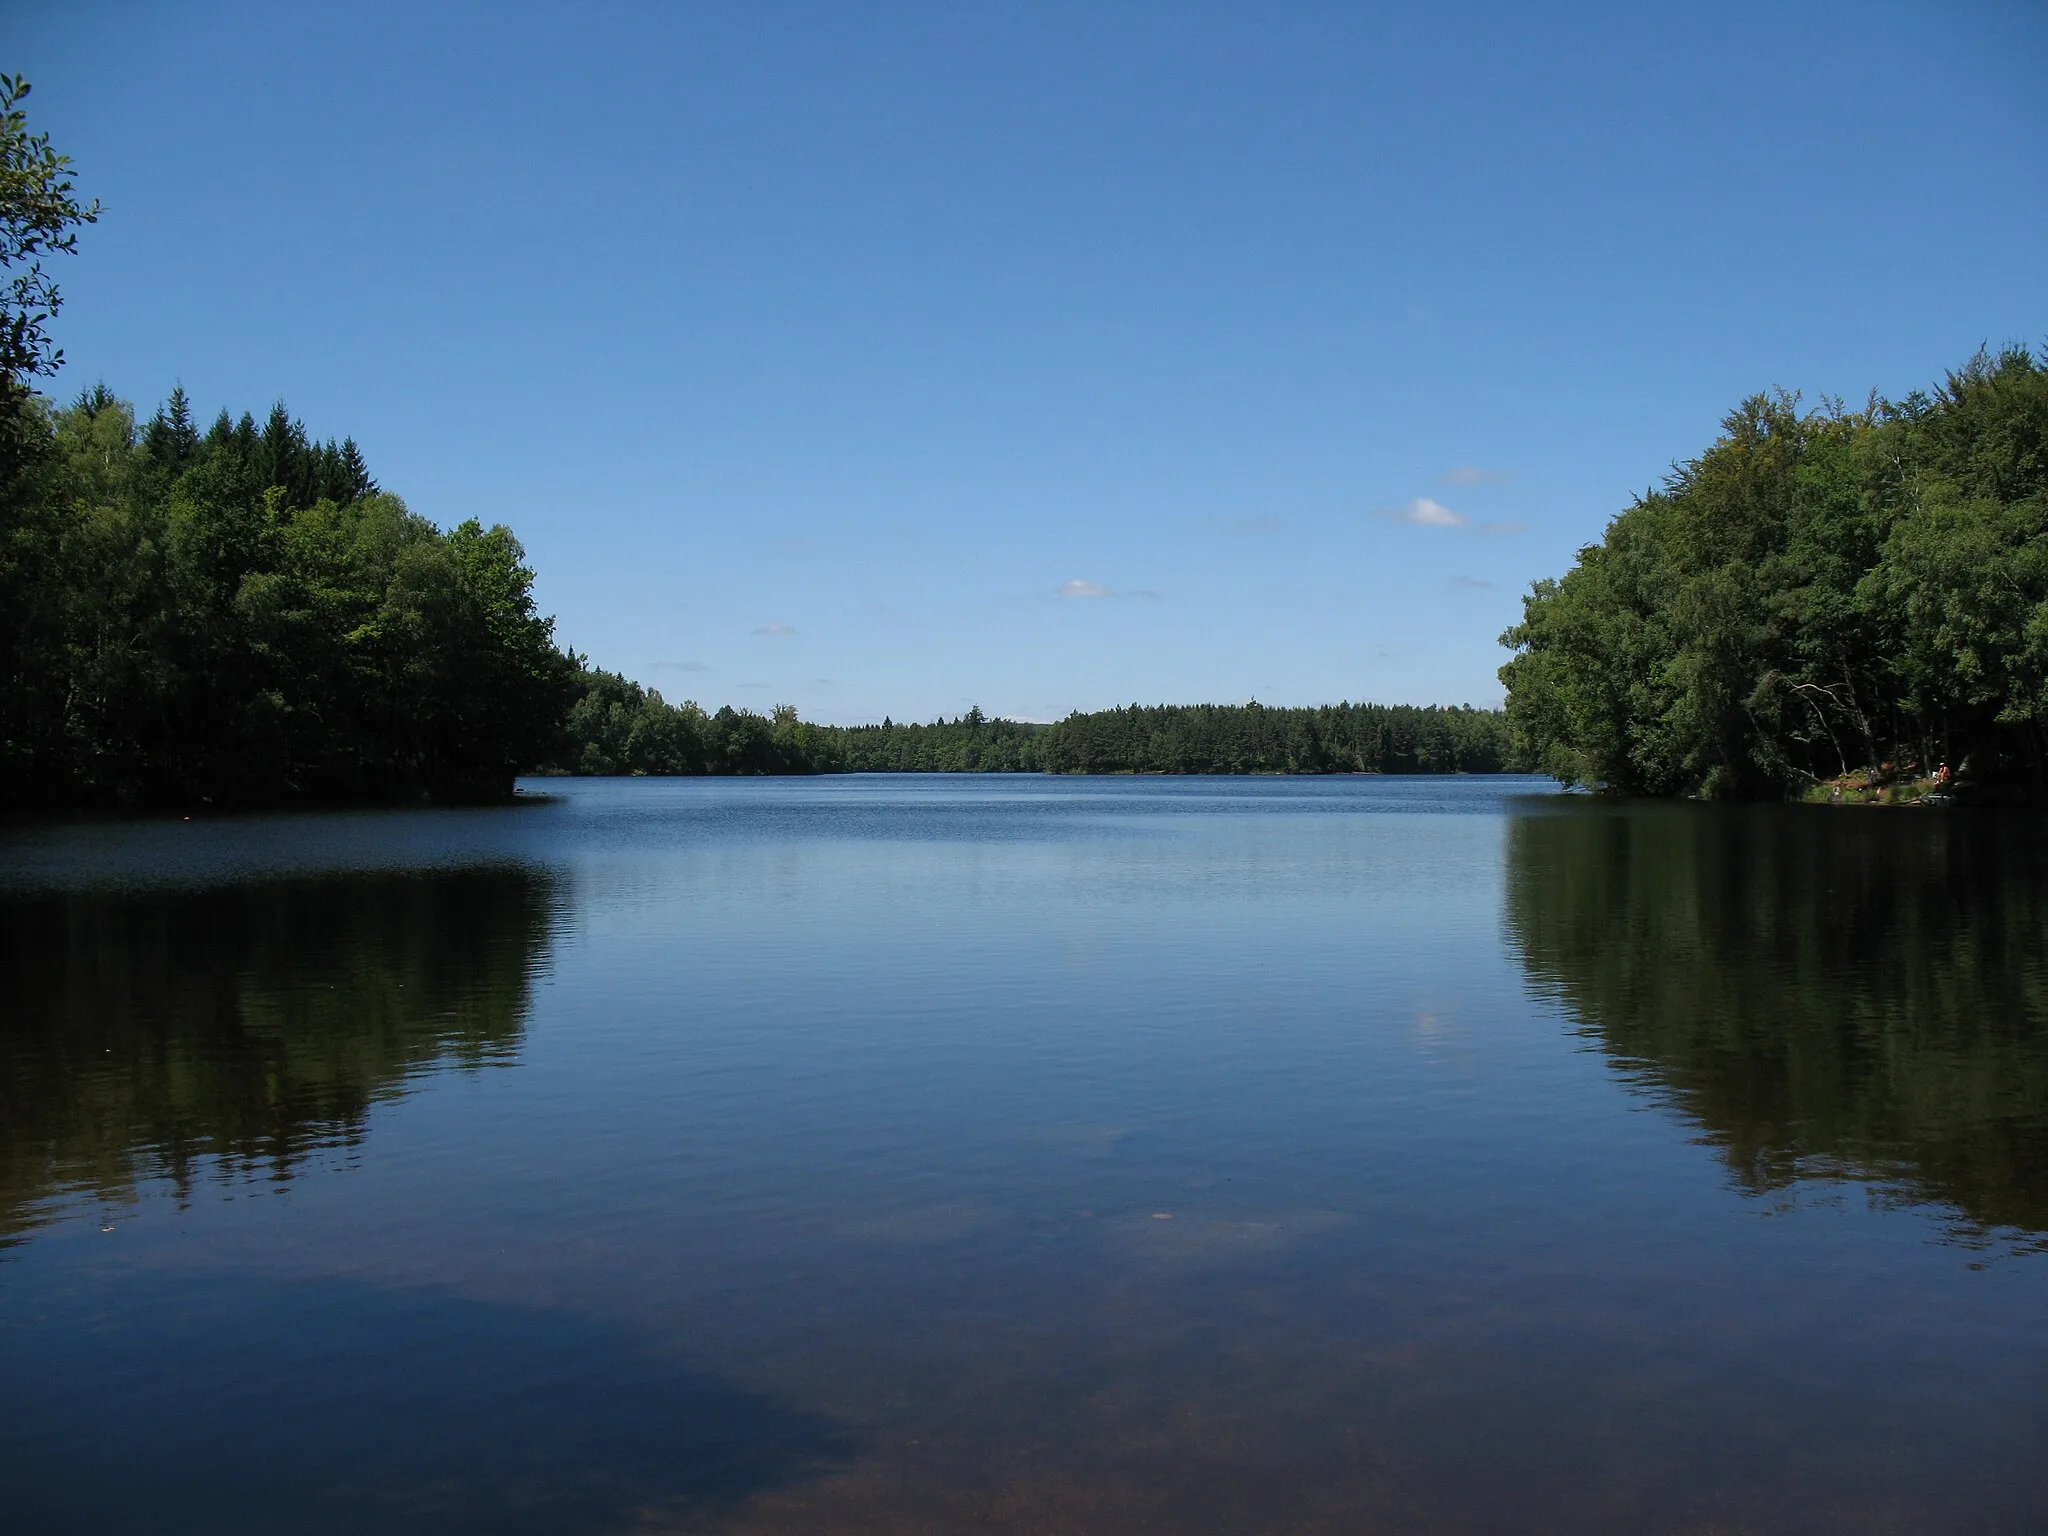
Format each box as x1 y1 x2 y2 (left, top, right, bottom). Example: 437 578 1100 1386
1441 465 1510 486
753 623 796 636
1060 579 1112 598
1374 497 1466 527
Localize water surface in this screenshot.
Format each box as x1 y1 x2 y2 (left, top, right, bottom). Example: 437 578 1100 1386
3 777 2044 1533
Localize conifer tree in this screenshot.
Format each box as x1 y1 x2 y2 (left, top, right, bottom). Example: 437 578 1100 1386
337 436 376 498
143 384 199 472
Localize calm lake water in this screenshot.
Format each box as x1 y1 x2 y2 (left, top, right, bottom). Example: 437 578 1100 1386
3 776 2045 1534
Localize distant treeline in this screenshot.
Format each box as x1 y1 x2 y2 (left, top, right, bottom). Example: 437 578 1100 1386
551 675 1519 776
1500 346 2048 799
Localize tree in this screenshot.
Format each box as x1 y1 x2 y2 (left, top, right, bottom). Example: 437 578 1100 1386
1501 348 2048 798
0 75 99 391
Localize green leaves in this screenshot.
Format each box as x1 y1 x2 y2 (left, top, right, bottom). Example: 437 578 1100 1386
0 75 100 387
4 383 581 807
1501 348 2048 797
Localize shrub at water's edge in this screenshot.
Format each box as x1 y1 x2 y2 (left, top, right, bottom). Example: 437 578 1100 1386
1499 347 2048 800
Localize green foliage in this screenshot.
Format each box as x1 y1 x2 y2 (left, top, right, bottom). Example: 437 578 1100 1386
1 387 577 806
547 690 1519 777
0 75 98 389
1501 348 2048 797
1035 700 1514 774
827 708 1045 772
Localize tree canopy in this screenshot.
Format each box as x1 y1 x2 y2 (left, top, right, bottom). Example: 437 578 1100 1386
1 387 577 806
543 686 1519 778
1500 347 2048 799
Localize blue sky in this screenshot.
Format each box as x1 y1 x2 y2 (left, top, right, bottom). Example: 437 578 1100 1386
13 2 2046 721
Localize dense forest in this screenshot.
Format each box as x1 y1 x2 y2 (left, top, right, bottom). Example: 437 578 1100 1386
0 385 577 806
549 677 1518 777
1500 347 2048 800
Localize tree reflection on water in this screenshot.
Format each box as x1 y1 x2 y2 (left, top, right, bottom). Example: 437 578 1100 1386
1505 801 2048 1245
0 864 562 1241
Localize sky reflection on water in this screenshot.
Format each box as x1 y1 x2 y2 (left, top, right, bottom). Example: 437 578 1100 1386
3 777 2044 1533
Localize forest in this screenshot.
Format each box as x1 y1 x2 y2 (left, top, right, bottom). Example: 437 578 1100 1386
0 385 577 806
0 372 1516 805
550 677 1516 778
1500 346 2048 800
0 364 1515 806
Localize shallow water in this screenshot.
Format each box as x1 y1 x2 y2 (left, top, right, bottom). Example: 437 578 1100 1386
3 776 2044 1533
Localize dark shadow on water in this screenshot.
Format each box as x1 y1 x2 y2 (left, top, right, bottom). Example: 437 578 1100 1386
0 864 561 1243
1505 801 2048 1244
0 1271 852 1535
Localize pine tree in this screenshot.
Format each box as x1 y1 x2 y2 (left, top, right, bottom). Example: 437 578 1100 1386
255 400 312 502
143 383 199 472
337 436 376 499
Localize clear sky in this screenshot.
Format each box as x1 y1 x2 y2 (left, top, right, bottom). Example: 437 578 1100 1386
12 1 2046 722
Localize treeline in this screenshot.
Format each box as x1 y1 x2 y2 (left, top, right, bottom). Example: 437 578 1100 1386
0 364 1524 806
1030 700 1515 774
547 681 1519 776
0 386 576 807
1500 346 2048 799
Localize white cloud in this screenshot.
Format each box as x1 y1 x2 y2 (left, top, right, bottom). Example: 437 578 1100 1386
1060 579 1112 598
753 623 796 636
1374 497 1466 527
1440 465 1510 486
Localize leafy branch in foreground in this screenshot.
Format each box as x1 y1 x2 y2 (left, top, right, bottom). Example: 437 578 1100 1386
0 73 98 390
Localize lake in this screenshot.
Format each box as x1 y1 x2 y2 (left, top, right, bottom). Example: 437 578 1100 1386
3 775 2044 1534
